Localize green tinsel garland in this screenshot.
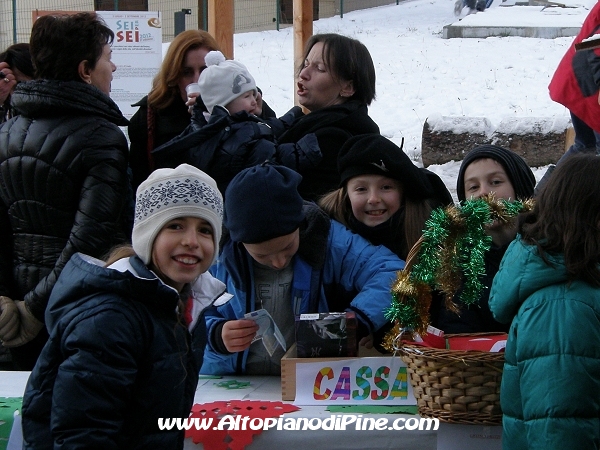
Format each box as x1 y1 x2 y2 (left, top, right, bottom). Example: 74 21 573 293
385 195 533 334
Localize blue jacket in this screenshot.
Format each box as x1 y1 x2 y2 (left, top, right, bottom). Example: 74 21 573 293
151 105 321 193
22 253 227 450
489 237 600 450
202 203 405 375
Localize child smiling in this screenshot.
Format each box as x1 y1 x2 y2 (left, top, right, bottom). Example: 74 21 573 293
21 164 229 449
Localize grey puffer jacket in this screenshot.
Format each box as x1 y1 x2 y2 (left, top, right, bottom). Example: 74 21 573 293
0 79 131 322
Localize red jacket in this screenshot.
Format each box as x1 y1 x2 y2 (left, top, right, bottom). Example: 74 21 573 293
549 2 600 131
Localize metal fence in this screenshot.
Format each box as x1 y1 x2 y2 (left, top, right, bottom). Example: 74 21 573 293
0 0 400 49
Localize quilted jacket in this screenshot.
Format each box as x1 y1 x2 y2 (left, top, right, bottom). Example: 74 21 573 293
22 253 223 449
0 79 131 324
489 236 600 450
151 105 320 194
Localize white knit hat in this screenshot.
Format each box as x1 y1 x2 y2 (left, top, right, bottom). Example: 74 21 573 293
198 50 257 114
132 164 224 265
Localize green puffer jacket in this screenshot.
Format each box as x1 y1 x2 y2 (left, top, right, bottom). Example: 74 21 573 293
489 236 600 450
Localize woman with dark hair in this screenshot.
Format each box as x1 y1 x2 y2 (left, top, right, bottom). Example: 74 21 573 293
0 43 34 122
278 33 380 200
489 154 600 449
0 12 130 370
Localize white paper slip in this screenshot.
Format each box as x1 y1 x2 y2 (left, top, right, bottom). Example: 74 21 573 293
244 309 287 356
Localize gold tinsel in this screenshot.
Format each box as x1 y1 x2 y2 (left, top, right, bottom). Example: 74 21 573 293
382 322 404 353
385 195 534 345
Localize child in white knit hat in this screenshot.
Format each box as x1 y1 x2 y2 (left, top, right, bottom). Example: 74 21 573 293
197 50 259 116
21 164 232 449
151 51 322 194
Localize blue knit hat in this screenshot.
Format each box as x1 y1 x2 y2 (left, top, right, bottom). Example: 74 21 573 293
224 163 305 243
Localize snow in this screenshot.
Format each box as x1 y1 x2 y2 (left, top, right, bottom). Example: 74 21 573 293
426 114 494 135
457 5 589 27
212 0 598 197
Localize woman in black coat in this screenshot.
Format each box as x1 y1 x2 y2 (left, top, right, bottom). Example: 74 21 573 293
278 33 380 201
0 13 130 369
128 30 277 194
127 30 220 193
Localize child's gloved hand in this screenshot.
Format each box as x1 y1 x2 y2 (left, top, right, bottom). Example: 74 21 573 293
0 296 19 343
2 300 44 348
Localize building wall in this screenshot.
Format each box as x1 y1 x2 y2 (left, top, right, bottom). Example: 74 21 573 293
0 0 399 49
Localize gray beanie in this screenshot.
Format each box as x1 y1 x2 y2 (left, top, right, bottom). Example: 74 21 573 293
198 50 257 114
132 164 224 265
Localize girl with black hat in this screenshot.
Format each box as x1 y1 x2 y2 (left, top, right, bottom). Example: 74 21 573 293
319 134 453 347
320 133 453 261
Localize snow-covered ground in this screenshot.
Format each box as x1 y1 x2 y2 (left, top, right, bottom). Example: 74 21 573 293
231 0 596 198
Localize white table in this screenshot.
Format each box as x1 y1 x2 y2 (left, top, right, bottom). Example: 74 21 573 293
2 371 436 450
2 372 501 449
185 375 438 450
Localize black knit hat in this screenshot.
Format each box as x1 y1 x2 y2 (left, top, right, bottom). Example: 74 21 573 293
224 163 305 244
456 144 536 202
338 134 453 205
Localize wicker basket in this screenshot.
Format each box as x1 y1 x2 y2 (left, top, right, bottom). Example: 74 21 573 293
399 334 504 425
391 234 505 425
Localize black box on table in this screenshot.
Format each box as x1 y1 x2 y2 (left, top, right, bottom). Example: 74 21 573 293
295 312 357 358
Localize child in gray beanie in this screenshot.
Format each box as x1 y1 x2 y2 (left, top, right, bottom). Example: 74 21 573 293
21 164 231 449
430 144 536 334
455 144 535 203
152 51 322 195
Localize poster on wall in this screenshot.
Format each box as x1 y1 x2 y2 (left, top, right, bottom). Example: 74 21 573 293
96 11 162 120
32 10 162 120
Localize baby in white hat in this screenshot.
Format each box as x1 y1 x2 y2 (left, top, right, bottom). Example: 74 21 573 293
152 52 322 194
198 51 259 116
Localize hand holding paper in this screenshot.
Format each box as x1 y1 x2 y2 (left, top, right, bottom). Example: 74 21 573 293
222 319 259 353
244 309 286 356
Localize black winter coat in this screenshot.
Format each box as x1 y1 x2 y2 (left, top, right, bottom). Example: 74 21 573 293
278 100 380 201
429 243 510 333
128 95 192 192
151 105 321 194
128 93 279 193
0 80 130 321
22 253 217 450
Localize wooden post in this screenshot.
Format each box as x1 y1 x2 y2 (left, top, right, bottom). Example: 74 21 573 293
293 0 313 106
207 0 234 59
